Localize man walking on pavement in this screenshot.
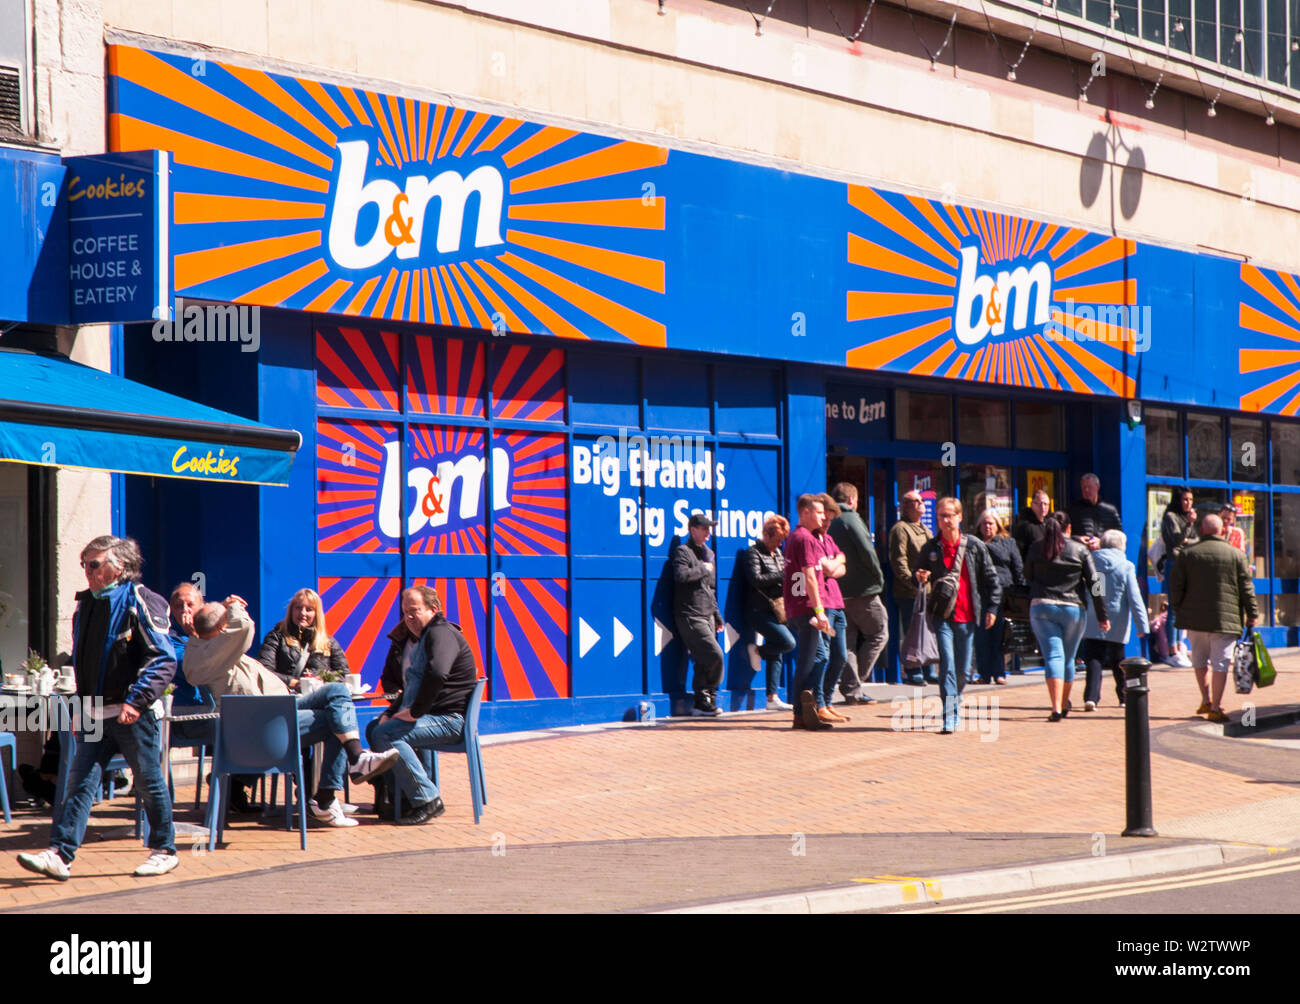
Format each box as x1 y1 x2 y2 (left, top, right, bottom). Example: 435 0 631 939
17 536 179 881
828 482 886 706
890 490 935 686
1015 489 1051 562
673 512 726 717
1067 473 1121 551
1168 513 1259 723
786 494 834 730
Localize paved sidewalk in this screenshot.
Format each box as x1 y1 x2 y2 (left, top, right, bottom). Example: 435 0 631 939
2 657 1298 912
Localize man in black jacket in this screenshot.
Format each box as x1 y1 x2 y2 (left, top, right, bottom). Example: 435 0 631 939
1015 489 1051 562
914 500 1001 734
828 482 886 705
1067 474 1121 551
672 513 725 716
369 585 479 824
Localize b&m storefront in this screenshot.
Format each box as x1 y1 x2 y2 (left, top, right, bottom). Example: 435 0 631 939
104 44 1300 731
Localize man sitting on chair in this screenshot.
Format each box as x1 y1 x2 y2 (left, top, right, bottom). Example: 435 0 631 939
370 585 479 825
182 596 398 827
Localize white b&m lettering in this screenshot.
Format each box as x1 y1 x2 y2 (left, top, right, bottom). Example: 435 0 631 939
954 245 1053 345
328 140 506 271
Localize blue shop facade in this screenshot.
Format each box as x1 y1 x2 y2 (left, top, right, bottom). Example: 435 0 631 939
6 42 1299 731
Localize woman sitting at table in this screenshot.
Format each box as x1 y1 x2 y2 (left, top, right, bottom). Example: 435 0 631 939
258 588 349 689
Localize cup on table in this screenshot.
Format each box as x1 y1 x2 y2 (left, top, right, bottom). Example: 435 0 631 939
346 673 362 693
3 672 24 689
299 676 322 696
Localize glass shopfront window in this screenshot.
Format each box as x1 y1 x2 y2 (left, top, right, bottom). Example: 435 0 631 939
1273 422 1300 485
0 463 29 674
960 463 1012 531
1015 401 1064 452
957 397 1009 448
1272 493 1300 578
896 390 951 442
896 460 947 535
1230 417 1267 483
1187 412 1225 481
1146 407 1182 477
1230 489 1267 578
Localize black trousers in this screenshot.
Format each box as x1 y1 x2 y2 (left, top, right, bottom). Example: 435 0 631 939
1081 638 1126 706
675 613 724 699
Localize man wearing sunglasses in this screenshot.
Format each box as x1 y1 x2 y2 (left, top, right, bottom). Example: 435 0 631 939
17 536 179 881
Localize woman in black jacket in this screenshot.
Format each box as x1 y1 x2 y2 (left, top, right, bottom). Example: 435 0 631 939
741 515 796 710
1025 513 1109 721
258 588 349 688
974 511 1023 685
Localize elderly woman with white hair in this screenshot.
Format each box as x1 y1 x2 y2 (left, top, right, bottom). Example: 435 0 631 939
1080 529 1150 710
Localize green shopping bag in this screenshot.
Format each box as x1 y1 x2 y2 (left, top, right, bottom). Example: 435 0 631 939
1253 632 1277 688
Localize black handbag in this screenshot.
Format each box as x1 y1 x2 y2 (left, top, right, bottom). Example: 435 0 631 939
928 539 967 624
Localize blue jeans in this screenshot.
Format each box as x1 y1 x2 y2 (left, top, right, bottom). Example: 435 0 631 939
750 612 795 695
296 683 358 791
935 620 974 731
974 616 1007 681
371 712 465 806
1029 604 1086 681
50 712 175 863
821 608 848 705
790 614 830 709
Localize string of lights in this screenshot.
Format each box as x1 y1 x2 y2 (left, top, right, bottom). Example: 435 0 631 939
650 0 1297 124
823 0 879 42
901 0 960 69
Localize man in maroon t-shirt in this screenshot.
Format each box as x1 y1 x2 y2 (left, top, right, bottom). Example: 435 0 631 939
815 493 851 720
784 494 834 730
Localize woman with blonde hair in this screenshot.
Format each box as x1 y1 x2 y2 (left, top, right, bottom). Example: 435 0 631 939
258 588 350 688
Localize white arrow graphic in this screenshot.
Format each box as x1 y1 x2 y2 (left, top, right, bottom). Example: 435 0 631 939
612 617 634 657
723 621 740 653
578 617 601 658
654 617 674 655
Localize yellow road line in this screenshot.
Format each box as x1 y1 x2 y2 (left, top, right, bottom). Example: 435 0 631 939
902 855 1300 914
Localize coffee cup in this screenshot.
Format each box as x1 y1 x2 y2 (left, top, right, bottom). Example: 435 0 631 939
346 673 362 693
3 672 23 689
299 676 322 696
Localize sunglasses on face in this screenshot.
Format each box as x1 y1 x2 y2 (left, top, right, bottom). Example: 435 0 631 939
80 559 104 570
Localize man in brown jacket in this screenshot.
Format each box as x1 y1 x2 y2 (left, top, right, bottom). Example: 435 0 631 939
1168 514 1259 722
889 490 934 685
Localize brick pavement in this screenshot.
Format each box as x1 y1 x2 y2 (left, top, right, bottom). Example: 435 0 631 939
1 656 1297 912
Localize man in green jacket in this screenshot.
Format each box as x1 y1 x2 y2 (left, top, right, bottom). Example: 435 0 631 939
1169 514 1259 723
828 482 886 705
889 490 935 685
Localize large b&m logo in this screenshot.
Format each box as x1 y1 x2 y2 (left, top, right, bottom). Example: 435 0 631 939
108 45 669 342
844 186 1138 396
326 136 506 272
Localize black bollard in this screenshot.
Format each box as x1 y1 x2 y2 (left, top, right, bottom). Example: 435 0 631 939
1120 657 1158 837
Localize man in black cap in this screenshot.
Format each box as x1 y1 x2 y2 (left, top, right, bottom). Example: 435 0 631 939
672 512 725 716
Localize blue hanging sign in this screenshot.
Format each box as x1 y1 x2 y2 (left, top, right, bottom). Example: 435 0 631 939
64 149 170 324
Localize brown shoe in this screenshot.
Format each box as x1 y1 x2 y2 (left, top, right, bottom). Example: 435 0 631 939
816 707 840 726
823 706 850 722
1195 701 1212 715
1206 708 1229 723
799 690 821 730
791 714 805 730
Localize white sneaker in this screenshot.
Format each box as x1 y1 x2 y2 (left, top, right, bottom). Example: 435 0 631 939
308 798 359 827
1084 700 1097 711
17 848 70 881
767 695 793 711
134 852 179 877
349 748 399 784
691 705 722 717
746 643 762 674
338 801 359 815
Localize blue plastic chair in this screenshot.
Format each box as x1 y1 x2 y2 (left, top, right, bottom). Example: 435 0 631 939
167 686 217 808
206 696 307 851
392 678 488 825
0 731 16 823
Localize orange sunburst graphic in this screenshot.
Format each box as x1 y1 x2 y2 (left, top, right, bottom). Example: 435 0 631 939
108 45 669 346
1238 263 1300 413
845 187 1137 396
